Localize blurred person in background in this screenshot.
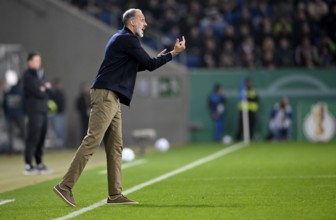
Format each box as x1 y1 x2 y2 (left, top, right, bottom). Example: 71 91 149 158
219 40 237 68
3 79 25 154
295 37 320 68
23 52 53 175
276 37 294 67
261 37 276 69
235 78 259 141
76 82 90 139
267 97 292 141
208 84 226 142
240 35 257 69
49 77 66 147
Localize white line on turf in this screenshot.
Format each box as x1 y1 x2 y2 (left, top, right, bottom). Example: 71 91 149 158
98 159 147 174
0 199 15 206
222 175 336 180
54 142 246 220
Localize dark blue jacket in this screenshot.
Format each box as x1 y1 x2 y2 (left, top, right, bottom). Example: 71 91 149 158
3 83 25 117
92 27 173 106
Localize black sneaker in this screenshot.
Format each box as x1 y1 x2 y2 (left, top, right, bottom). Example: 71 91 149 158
37 164 54 175
23 164 38 176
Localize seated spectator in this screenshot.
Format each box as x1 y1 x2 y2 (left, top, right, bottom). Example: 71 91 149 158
307 0 329 22
321 3 336 42
295 37 320 68
240 35 257 69
273 17 293 42
220 24 237 48
219 40 237 68
202 38 218 68
255 17 273 47
318 34 336 67
267 97 292 141
261 37 276 69
276 38 294 67
200 7 226 39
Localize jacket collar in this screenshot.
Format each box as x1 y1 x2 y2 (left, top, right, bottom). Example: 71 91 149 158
123 26 135 36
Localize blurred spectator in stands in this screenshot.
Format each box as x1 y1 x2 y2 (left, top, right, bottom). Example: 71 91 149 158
201 27 219 68
293 8 309 46
221 1 238 25
145 0 162 20
221 24 237 48
202 38 218 68
76 82 90 139
240 35 257 69
200 7 226 39
318 34 336 67
273 17 293 42
295 37 320 68
235 78 259 141
219 40 237 68
277 38 294 67
250 0 272 31
187 26 202 67
162 25 181 50
321 3 336 42
161 9 177 33
237 6 254 33
255 17 273 47
3 80 25 153
237 24 252 45
307 0 329 22
184 1 203 30
96 2 120 27
49 78 66 147
267 97 292 141
208 84 226 142
261 37 276 69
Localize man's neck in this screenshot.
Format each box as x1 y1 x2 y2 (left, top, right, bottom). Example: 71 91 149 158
125 25 136 35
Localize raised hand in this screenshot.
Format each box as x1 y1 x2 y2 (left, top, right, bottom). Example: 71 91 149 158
171 36 186 57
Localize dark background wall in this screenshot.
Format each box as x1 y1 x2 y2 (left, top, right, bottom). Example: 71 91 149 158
0 0 189 147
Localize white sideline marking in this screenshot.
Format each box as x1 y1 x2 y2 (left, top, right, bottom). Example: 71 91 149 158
54 142 246 220
0 199 15 206
222 175 336 180
98 159 147 174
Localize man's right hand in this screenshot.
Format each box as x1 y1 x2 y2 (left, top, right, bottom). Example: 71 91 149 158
171 36 186 57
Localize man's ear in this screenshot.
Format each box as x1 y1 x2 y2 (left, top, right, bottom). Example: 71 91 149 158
130 19 135 27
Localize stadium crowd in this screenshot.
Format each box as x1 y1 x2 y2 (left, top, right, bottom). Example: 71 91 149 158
69 0 336 68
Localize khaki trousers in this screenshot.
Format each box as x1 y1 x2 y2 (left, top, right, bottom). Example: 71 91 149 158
61 89 123 196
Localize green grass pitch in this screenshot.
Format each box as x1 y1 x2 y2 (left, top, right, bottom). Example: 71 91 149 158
0 142 335 219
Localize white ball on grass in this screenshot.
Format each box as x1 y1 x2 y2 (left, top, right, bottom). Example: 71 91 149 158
222 135 233 144
155 138 170 152
122 148 135 162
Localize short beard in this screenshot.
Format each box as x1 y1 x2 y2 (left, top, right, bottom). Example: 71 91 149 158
135 26 144 38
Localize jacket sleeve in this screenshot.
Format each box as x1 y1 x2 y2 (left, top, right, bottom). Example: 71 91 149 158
23 74 47 99
124 36 173 72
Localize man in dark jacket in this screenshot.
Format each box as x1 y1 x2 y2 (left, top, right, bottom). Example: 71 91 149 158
53 8 186 207
23 53 53 175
